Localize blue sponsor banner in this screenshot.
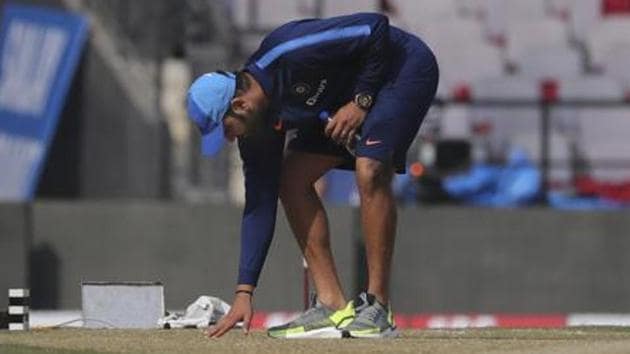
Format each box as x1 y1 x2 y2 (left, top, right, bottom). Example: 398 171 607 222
0 4 88 200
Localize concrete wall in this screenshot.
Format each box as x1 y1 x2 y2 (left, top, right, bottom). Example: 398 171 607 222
29 202 354 311
0 204 29 302
4 202 630 313
391 207 630 313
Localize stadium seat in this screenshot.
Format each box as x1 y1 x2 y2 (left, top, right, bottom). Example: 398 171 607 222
456 0 487 19
569 0 601 43
505 19 570 64
547 0 576 21
232 0 317 29
423 20 502 99
483 0 549 42
472 76 539 100
440 104 472 139
600 45 630 92
492 0 549 21
586 18 630 69
393 0 460 32
558 75 625 100
517 47 582 81
435 43 504 100
322 0 379 18
419 19 486 46
575 107 630 180
470 105 542 165
551 76 625 182
602 0 630 15
469 76 541 160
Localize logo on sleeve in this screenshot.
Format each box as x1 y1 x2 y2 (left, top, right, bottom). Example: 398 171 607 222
306 79 328 106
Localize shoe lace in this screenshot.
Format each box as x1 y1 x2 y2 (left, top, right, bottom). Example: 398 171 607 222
291 305 326 325
358 305 380 324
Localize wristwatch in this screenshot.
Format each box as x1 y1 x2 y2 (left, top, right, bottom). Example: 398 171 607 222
353 92 374 111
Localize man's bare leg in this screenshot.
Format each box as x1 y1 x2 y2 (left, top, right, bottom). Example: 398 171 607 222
355 157 396 305
279 151 347 310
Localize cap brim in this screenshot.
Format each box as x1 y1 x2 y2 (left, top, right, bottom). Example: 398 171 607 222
200 122 225 156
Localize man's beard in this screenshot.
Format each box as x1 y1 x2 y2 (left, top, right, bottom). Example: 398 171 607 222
243 107 267 137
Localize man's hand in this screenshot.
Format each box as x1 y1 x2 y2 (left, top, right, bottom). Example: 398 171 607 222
207 287 254 338
325 101 367 146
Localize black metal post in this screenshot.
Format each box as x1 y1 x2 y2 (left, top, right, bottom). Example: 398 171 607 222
539 101 551 204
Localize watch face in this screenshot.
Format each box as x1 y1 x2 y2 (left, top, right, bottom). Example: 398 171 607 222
356 94 373 109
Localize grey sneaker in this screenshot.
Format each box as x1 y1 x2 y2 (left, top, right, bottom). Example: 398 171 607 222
267 300 355 339
342 293 398 338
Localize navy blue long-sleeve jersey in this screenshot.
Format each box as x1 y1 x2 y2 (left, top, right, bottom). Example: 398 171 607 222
237 13 422 286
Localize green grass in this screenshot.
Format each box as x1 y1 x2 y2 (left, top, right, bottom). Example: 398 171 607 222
2 327 630 354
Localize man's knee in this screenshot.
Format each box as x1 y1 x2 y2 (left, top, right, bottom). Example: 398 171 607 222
355 157 394 195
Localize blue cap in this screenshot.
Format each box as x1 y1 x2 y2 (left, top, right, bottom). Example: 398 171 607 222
187 72 236 156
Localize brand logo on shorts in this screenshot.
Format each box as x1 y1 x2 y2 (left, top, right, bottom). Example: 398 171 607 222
291 82 311 97
306 79 327 106
365 138 382 146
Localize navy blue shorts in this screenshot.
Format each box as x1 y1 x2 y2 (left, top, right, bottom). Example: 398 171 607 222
288 35 439 174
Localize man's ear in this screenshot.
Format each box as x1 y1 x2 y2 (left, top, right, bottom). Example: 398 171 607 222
230 96 248 115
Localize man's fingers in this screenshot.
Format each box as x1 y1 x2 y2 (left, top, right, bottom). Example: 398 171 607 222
242 314 251 334
324 119 336 137
345 129 356 146
330 120 348 143
213 323 231 338
207 324 221 338
208 317 236 338
207 319 227 338
210 322 230 338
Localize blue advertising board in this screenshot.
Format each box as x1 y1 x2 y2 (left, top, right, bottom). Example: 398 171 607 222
0 4 88 200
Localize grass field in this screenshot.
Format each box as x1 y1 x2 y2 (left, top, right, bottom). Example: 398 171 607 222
2 327 630 354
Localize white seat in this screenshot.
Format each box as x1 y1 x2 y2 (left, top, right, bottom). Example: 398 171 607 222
558 75 625 100
322 0 378 17
435 43 504 99
505 19 570 64
601 45 630 90
547 0 576 20
470 106 542 162
456 0 488 19
418 19 486 47
440 104 472 139
394 0 460 33
551 76 625 180
496 0 549 20
470 76 541 159
569 0 601 43
586 18 630 69
483 0 549 41
472 76 539 100
232 0 317 29
517 47 582 81
575 108 630 180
